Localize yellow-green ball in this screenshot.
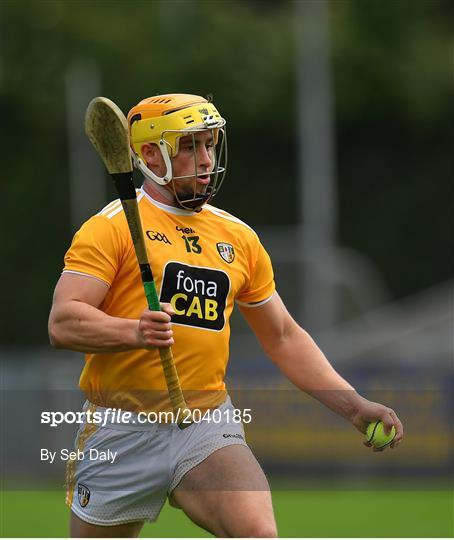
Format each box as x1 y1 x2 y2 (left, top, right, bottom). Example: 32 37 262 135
366 421 396 448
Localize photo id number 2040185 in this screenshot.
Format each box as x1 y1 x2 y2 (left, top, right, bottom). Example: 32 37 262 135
183 408 252 424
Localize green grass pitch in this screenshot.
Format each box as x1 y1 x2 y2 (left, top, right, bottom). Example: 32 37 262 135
1 489 452 537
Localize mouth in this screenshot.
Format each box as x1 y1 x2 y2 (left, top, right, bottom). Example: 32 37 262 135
197 173 210 185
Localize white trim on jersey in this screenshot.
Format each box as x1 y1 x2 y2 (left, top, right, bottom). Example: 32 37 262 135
62 270 111 288
203 204 255 233
106 204 124 219
235 293 274 308
140 186 197 216
97 199 121 216
97 190 145 219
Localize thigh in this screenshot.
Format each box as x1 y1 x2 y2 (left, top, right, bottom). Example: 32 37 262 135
70 511 143 538
170 445 277 538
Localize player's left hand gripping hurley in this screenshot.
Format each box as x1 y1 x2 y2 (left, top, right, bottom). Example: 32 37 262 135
85 97 191 429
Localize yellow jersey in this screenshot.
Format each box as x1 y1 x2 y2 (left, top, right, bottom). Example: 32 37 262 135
63 187 275 412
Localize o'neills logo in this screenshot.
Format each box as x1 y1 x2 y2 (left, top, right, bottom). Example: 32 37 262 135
216 243 235 263
160 262 230 331
78 484 90 507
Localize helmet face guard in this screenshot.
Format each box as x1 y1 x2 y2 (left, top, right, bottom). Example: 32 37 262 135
128 95 228 211
161 126 227 210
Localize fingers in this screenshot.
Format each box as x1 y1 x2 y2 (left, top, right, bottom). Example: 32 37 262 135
381 414 395 436
379 408 404 449
139 325 174 347
363 441 385 452
388 409 404 448
140 306 172 323
138 306 175 348
160 302 175 317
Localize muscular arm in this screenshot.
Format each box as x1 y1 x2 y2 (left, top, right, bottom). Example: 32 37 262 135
48 273 174 353
240 292 403 445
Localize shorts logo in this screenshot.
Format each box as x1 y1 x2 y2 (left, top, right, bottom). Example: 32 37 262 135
160 262 230 331
223 433 244 440
146 230 172 244
78 484 90 507
217 243 235 263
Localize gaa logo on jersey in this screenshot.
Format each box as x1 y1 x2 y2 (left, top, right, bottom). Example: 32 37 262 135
78 483 90 507
216 243 235 263
160 262 230 331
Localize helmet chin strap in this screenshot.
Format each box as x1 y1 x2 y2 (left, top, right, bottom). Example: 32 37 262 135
143 177 209 212
169 178 214 211
175 191 211 211
131 142 173 186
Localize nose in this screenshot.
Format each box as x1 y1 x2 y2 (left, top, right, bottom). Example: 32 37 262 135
197 144 212 170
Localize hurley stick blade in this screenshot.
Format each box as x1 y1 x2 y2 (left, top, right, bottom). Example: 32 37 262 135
85 97 132 175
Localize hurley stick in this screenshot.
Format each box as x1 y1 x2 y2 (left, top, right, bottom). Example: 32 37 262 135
85 97 190 428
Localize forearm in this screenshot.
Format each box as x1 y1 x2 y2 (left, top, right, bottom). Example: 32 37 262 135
49 300 140 353
267 324 363 420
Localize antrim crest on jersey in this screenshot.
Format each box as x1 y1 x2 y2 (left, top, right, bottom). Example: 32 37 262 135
216 243 235 263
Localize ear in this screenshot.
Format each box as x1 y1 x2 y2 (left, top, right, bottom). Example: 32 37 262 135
141 143 166 177
141 143 161 167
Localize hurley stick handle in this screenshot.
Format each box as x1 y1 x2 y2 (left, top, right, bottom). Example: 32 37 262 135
112 174 191 428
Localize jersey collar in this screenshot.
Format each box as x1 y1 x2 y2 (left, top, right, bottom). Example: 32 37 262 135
140 186 199 216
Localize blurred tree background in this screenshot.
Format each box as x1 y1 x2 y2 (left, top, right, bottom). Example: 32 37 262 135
0 0 452 345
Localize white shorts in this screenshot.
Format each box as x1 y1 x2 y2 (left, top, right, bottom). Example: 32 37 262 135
66 396 248 526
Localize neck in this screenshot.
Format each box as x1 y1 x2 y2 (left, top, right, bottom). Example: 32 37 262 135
142 179 176 206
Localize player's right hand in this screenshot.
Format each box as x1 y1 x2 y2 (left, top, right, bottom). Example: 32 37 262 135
137 303 175 348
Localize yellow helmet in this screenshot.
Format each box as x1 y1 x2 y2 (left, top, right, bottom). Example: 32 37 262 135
127 94 227 206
